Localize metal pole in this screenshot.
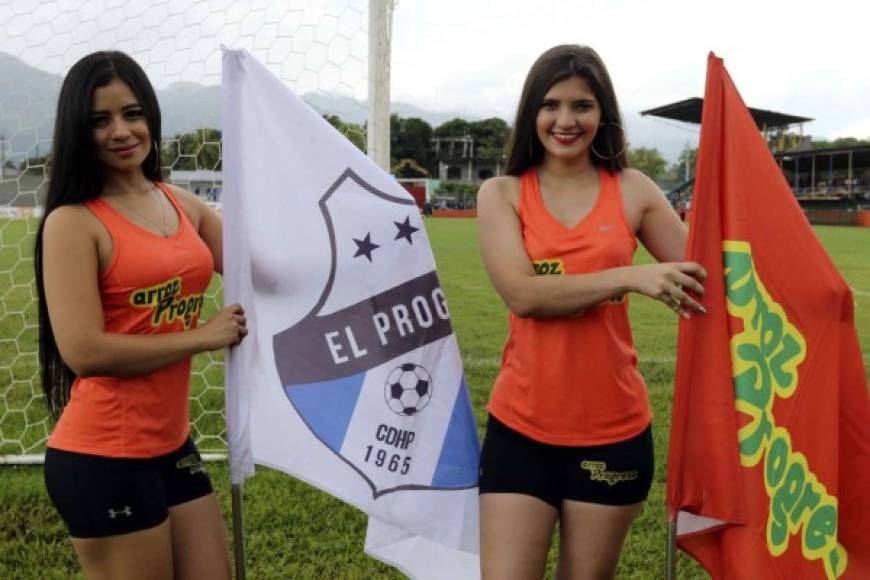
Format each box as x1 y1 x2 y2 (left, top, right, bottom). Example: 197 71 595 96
367 0 394 171
795 156 800 190
666 517 678 580
0 452 227 465
231 483 246 580
848 150 853 194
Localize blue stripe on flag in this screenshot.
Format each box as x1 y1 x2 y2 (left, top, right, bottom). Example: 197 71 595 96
284 372 366 453
432 375 480 487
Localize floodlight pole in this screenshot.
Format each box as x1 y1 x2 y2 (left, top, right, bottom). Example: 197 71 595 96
367 0 394 171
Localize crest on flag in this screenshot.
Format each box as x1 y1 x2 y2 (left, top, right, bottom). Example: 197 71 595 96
222 47 482 579
272 168 477 497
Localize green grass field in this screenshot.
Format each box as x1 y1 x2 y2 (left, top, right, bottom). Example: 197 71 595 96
0 218 867 579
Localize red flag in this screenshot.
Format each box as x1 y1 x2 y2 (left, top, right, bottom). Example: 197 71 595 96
667 53 870 579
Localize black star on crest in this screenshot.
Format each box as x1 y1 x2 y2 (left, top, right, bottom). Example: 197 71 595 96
352 232 380 262
393 215 419 245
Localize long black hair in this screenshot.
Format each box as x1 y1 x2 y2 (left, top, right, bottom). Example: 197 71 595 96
505 45 627 176
35 51 163 419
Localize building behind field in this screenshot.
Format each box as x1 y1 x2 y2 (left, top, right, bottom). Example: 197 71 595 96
642 98 870 226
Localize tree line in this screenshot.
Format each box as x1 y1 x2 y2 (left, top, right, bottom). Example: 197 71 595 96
156 116 696 186
329 112 703 184
9 118 857 187
322 114 511 179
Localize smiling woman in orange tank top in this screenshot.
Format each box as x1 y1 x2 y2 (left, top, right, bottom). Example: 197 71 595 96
35 51 247 580
476 45 708 579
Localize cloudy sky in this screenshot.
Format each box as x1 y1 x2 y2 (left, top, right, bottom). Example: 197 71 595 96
390 0 870 157
2 0 867 160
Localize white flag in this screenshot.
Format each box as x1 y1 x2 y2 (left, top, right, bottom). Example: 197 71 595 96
221 48 481 579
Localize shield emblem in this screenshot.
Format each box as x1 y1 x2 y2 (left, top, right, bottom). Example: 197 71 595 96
272 168 479 498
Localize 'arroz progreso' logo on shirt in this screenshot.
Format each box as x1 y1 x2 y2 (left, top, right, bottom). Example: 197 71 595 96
130 276 204 329
532 258 564 276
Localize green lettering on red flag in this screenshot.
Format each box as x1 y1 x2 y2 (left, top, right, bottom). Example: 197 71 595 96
667 51 870 580
724 241 847 578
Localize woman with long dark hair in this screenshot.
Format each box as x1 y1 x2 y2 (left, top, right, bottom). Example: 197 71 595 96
476 45 707 578
36 51 246 579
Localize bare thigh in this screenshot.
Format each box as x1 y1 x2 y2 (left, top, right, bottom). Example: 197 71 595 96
71 518 173 580
168 492 231 580
480 493 559 580
556 500 644 580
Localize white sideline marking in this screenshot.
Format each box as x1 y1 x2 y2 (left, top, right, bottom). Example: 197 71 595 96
462 354 870 368
460 356 500 370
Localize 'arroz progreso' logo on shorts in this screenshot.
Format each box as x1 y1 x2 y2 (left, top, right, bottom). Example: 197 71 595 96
130 276 205 329
580 460 638 486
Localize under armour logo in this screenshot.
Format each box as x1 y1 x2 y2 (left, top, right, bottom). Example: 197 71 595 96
599 224 614 232
108 506 133 518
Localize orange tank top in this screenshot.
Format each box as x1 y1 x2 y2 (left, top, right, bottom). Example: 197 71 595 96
48 183 214 458
487 168 652 446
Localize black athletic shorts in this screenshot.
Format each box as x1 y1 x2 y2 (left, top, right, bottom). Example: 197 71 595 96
478 414 654 508
44 436 213 538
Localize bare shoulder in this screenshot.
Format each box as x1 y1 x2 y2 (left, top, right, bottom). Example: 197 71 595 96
478 175 520 211
480 175 520 195
42 203 100 240
621 167 666 205
621 167 661 195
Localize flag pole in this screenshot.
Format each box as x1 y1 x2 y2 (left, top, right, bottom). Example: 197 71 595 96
666 514 677 580
231 482 246 580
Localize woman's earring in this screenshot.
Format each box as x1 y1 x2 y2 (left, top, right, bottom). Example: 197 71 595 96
591 122 628 160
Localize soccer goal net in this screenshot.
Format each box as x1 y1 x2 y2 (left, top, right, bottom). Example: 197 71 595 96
0 0 387 462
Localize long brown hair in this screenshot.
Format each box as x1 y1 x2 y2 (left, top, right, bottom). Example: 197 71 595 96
35 51 163 419
505 45 627 176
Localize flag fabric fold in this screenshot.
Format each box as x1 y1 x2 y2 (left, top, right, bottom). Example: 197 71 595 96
667 53 870 579
221 47 481 579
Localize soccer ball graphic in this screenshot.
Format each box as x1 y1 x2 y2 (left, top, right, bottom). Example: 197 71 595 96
384 363 433 416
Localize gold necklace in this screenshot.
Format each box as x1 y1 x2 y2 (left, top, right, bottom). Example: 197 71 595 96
113 185 170 237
